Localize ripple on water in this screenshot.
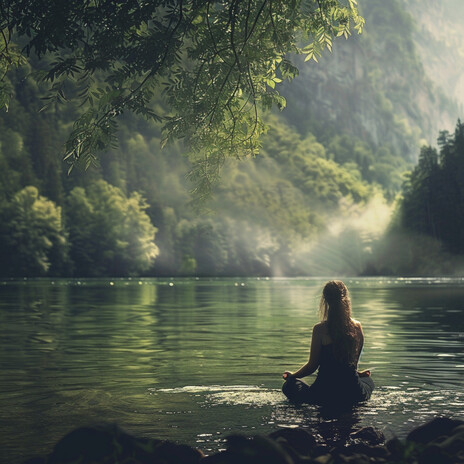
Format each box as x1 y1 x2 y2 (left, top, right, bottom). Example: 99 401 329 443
2 277 464 463
151 385 284 407
149 384 464 441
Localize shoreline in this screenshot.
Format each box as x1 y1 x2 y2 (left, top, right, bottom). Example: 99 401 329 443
22 416 464 464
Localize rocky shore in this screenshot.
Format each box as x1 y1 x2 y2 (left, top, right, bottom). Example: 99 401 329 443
23 416 464 464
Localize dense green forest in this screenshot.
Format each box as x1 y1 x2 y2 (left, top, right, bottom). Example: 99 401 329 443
0 0 462 277
401 121 464 254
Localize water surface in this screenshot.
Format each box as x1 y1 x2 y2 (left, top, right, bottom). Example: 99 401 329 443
1 277 463 462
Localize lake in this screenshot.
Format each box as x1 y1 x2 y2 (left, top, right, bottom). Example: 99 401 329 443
1 277 463 463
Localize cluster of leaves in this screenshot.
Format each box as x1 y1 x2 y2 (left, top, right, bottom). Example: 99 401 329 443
67 180 159 276
0 186 67 276
1 0 363 195
0 181 159 277
0 4 26 111
401 120 464 254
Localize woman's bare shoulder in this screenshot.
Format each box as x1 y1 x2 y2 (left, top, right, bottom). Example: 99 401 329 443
352 318 362 328
313 321 330 337
313 321 327 330
311 321 324 335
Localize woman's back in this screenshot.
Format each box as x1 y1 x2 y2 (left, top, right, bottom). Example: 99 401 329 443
312 321 370 404
318 319 363 366
282 281 374 406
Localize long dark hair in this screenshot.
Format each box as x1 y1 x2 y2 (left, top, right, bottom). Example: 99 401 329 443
319 280 359 366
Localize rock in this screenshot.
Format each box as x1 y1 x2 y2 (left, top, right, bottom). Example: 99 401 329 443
223 434 294 464
47 423 203 464
154 441 205 464
312 454 333 464
417 445 455 464
451 424 464 434
26 416 464 464
269 438 309 463
335 453 370 464
200 450 232 463
21 457 46 464
419 424 464 464
406 417 464 444
349 427 385 446
385 437 405 460
269 428 318 456
48 424 124 464
311 444 331 458
340 443 388 458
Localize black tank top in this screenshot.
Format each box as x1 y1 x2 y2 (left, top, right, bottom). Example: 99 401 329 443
317 343 358 385
313 343 373 404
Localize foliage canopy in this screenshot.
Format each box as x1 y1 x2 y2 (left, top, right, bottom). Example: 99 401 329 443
0 0 363 195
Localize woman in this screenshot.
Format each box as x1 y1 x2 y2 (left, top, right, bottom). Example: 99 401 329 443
282 280 374 406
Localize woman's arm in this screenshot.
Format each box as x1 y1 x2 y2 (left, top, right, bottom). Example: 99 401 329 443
284 324 322 379
356 321 364 362
355 321 367 374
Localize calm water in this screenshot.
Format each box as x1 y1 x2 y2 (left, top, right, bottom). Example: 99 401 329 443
1 277 464 463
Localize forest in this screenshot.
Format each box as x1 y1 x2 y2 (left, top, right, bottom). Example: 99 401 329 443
401 121 464 255
0 0 463 277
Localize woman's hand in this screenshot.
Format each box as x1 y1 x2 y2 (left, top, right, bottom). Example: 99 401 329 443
282 371 293 380
358 369 371 377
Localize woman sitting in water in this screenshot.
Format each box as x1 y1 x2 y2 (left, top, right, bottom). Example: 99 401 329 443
282 280 374 406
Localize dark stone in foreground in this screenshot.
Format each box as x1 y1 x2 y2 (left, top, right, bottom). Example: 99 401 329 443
44 423 204 464
268 428 318 457
406 416 463 444
24 416 464 464
349 426 385 446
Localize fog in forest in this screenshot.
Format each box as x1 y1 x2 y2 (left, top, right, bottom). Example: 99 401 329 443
1 0 464 277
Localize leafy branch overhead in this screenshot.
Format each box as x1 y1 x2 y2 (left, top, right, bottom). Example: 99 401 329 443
0 0 364 195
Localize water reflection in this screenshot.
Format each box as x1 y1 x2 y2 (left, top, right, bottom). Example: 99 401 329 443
0 278 464 462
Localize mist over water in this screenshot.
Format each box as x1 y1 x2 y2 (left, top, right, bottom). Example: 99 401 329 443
291 194 394 276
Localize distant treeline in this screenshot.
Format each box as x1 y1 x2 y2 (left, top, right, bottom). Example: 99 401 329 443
401 120 464 254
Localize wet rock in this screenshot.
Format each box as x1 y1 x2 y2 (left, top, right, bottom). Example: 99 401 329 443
47 423 203 464
200 450 233 464
417 445 455 464
406 416 463 444
385 437 405 461
269 428 318 457
349 426 385 446
435 423 464 455
267 439 309 464
312 454 333 464
25 416 464 464
340 443 388 458
334 453 370 464
48 424 125 464
153 441 205 464
311 444 331 458
418 423 464 464
21 457 46 464
223 434 294 464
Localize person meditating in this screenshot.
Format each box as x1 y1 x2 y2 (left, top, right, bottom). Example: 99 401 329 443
282 280 374 406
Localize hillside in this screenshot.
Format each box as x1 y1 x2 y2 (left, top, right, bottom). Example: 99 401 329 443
0 0 461 277
405 0 464 110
